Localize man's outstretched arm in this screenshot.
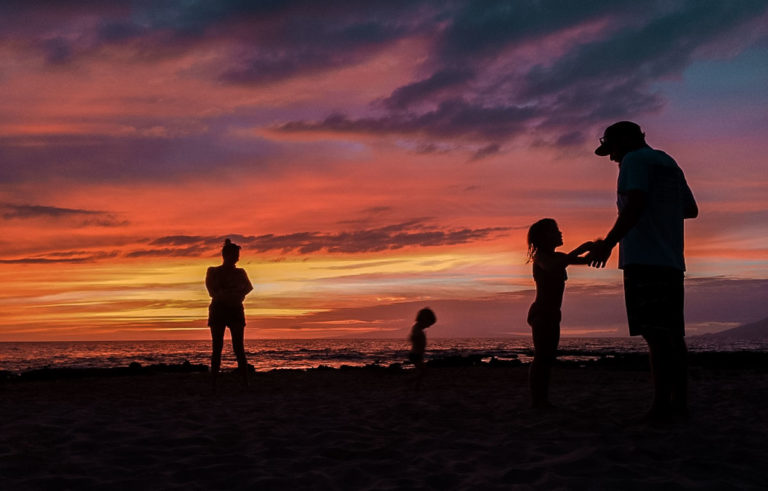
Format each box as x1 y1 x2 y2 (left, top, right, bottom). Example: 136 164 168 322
588 190 647 268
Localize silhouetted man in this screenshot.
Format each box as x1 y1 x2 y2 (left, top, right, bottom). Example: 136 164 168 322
588 121 698 422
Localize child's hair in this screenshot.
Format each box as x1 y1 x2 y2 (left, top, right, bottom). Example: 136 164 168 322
526 218 558 262
221 238 241 258
416 307 437 326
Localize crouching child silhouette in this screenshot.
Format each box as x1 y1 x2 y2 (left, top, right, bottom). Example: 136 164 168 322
409 308 437 389
526 219 592 410
206 238 253 387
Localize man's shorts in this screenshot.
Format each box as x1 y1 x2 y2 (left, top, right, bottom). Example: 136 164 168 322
623 265 684 337
208 303 246 330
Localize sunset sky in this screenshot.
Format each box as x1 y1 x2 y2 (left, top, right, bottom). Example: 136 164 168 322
1 1 767 341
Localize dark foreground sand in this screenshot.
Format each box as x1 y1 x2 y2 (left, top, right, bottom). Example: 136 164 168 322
1 362 767 490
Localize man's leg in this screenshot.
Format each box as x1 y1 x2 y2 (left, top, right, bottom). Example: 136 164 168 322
643 330 673 418
653 267 688 419
643 329 687 421
626 266 687 421
670 334 688 418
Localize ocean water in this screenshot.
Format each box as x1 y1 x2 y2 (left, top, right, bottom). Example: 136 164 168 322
2 337 767 373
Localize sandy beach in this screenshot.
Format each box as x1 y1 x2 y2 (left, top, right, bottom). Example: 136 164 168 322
1 362 767 490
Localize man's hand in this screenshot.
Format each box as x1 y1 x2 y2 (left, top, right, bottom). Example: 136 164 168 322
586 239 614 268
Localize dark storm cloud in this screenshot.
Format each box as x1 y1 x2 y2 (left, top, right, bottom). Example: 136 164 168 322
140 220 509 257
470 143 501 161
0 251 119 264
149 235 208 247
274 0 768 146
40 37 73 65
554 131 585 147
125 246 209 258
434 0 632 62
278 98 535 140
510 0 768 140
522 1 765 99
3 204 102 219
2 0 766 162
218 18 414 85
1 204 127 227
0 132 279 183
382 69 475 111
0 0 436 77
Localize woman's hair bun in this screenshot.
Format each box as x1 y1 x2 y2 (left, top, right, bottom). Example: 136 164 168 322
222 238 240 256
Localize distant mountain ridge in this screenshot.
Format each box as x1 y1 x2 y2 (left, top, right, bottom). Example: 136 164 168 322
701 316 768 340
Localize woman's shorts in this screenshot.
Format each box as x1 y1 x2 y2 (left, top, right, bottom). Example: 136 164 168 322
208 303 245 329
623 265 684 337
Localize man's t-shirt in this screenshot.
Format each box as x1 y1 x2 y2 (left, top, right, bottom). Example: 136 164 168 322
617 146 696 271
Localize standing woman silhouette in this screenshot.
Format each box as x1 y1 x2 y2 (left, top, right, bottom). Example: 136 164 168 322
205 238 253 386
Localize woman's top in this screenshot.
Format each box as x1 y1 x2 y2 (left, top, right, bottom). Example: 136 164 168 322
205 265 253 308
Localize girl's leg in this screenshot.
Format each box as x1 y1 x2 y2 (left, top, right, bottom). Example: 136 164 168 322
414 359 425 390
530 321 560 409
408 353 425 391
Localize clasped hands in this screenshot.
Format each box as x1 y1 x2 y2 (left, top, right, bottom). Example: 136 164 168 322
584 239 613 268
572 239 614 268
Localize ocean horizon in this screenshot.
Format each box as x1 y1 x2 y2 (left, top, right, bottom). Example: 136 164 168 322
3 337 767 373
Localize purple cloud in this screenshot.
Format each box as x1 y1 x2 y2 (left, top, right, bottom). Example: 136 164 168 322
273 1 768 146
1 204 128 227
277 98 535 141
381 69 475 111
140 220 510 257
1 0 766 180
0 251 119 264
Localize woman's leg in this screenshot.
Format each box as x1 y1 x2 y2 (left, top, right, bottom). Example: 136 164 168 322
230 325 248 385
210 324 225 385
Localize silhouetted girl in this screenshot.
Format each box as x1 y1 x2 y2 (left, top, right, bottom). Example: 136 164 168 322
526 219 592 409
206 238 253 386
409 307 437 387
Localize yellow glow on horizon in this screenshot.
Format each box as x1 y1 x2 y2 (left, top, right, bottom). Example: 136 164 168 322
0 247 532 339
2 229 766 341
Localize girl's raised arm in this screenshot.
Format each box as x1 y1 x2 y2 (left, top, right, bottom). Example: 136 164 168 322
566 241 594 265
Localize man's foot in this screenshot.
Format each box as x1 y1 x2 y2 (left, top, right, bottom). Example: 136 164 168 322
531 400 556 412
639 405 689 425
671 405 690 423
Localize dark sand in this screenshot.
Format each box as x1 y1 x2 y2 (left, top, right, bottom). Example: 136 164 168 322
1 361 767 490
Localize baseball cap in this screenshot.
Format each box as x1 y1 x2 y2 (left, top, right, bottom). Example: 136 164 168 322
595 121 644 156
